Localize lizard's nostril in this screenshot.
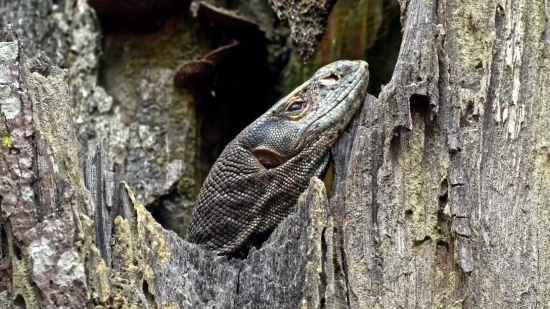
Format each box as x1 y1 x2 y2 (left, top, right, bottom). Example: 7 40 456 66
319 73 339 87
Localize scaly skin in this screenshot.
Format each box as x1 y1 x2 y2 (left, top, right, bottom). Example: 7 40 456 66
188 60 369 257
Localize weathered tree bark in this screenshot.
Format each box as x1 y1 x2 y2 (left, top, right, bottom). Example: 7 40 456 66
1 0 550 308
1 27 341 308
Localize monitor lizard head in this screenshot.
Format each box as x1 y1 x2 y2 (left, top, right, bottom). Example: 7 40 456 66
238 60 369 169
189 60 369 257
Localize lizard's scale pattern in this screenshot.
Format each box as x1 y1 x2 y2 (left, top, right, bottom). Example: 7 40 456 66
188 60 369 257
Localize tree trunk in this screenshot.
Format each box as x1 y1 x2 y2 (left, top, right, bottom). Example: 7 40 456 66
1 0 550 308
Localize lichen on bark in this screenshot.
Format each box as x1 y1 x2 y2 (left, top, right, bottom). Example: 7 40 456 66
2 0 550 307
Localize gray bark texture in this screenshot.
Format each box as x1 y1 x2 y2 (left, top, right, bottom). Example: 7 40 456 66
1 0 550 308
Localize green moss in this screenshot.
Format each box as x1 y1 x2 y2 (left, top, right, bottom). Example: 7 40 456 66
2 130 9 146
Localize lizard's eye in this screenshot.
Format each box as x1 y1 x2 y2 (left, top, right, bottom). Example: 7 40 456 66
287 101 304 112
285 98 310 120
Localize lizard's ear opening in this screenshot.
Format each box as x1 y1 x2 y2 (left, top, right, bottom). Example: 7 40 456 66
252 149 285 169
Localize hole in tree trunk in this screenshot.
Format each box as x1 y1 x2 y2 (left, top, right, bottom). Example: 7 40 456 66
409 94 431 116
364 1 402 95
88 0 190 33
13 294 26 309
12 242 22 261
143 281 156 307
438 178 449 208
0 204 6 258
195 41 275 192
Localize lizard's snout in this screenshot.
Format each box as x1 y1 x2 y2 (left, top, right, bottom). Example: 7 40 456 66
320 60 368 80
334 60 357 74
350 60 368 74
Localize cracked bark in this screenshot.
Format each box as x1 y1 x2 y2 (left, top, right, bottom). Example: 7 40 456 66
1 0 550 307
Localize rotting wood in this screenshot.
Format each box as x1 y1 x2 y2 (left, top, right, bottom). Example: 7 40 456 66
0 24 344 308
2 0 550 306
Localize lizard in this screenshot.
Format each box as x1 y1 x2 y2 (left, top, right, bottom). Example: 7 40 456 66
188 60 369 258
